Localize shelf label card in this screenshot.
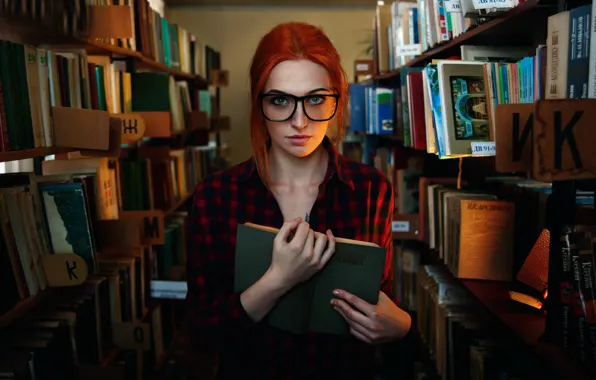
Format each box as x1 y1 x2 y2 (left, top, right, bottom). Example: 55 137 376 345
151 280 187 300
471 141 496 156
392 221 410 232
444 0 462 12
112 322 152 351
112 113 146 143
42 253 88 287
532 99 596 181
396 44 422 56
119 210 165 245
472 0 515 10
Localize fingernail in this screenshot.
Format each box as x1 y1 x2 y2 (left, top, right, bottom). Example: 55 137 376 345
333 290 340 296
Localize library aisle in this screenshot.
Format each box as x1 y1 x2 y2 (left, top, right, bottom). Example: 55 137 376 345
2 0 596 380
350 0 596 379
0 1 230 379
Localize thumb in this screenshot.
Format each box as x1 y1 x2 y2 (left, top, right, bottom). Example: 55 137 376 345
276 217 302 242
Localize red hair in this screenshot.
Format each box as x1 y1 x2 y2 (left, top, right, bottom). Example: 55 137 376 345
249 22 348 187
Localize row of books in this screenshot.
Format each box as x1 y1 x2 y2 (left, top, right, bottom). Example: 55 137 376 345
0 286 185 378
415 265 553 380
118 144 213 212
358 3 596 158
374 0 520 73
0 145 213 316
386 164 596 377
349 44 540 157
0 38 215 152
0 161 204 377
0 0 222 80
0 148 209 315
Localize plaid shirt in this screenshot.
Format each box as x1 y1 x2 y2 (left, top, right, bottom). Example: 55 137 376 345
187 137 396 380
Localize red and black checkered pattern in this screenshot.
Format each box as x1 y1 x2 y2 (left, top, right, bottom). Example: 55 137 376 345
186 137 396 379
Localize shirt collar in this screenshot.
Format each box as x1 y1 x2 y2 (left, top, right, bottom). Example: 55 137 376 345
231 136 355 190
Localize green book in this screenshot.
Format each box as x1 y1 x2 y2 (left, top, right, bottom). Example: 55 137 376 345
234 223 387 336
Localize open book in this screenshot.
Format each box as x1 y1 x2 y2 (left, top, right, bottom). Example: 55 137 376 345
234 222 387 336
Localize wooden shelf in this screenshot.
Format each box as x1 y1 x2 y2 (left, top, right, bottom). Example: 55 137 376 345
374 0 554 80
460 280 589 380
0 13 208 86
461 280 545 345
85 39 208 86
0 292 46 329
0 147 78 163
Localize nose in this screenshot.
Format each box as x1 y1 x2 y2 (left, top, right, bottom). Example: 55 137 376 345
290 102 308 129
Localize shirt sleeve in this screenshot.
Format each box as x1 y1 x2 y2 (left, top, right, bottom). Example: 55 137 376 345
376 176 397 304
186 182 257 346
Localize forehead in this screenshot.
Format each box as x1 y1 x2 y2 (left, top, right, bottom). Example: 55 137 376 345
264 59 332 94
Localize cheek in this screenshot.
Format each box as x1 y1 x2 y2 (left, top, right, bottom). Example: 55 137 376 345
265 120 285 142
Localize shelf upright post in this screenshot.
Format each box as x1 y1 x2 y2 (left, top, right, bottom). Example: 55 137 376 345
543 0 577 346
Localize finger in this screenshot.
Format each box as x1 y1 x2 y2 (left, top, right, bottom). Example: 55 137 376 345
333 289 376 317
332 298 376 331
349 326 374 344
320 229 336 266
333 305 374 344
275 217 302 243
302 229 315 258
291 221 310 244
312 231 328 264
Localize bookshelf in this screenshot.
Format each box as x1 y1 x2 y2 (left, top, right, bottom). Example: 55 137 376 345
348 0 596 379
0 1 229 379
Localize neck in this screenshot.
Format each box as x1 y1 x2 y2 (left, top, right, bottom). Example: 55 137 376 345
268 143 328 187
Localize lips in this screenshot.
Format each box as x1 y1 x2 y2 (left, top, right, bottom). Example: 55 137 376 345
288 135 311 139
287 135 312 146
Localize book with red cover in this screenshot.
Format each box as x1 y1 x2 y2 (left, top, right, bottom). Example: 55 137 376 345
407 71 427 151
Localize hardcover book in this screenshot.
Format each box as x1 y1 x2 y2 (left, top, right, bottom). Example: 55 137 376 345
234 223 387 336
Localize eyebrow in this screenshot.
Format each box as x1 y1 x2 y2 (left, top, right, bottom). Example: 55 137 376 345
265 88 331 95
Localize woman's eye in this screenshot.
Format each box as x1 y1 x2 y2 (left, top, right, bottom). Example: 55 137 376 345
307 96 324 105
270 96 290 106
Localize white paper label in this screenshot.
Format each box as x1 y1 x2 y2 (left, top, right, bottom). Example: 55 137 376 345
150 280 187 299
392 221 410 232
396 44 422 56
471 141 496 156
444 0 462 12
472 0 515 10
356 63 370 71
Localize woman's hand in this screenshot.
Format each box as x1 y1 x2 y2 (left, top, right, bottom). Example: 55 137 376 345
331 290 412 344
267 217 336 289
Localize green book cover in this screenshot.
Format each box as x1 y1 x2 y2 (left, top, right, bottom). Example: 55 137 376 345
234 223 387 336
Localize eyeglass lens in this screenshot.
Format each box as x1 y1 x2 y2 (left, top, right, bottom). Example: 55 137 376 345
261 94 337 122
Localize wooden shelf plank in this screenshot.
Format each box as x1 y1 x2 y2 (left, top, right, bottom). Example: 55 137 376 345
0 13 208 86
460 280 545 345
0 292 45 329
460 280 590 380
0 147 78 163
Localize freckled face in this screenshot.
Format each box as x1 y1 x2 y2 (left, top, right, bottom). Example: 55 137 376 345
261 59 337 158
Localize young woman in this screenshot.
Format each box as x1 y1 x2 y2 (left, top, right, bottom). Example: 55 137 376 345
186 21 412 379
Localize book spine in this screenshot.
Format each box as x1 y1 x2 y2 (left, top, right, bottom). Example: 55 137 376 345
567 6 591 99
588 0 596 98
546 11 570 99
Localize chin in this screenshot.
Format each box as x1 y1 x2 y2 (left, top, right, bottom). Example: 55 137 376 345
283 137 323 158
283 144 317 158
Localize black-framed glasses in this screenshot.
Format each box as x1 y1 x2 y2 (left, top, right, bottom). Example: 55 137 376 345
259 93 340 122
